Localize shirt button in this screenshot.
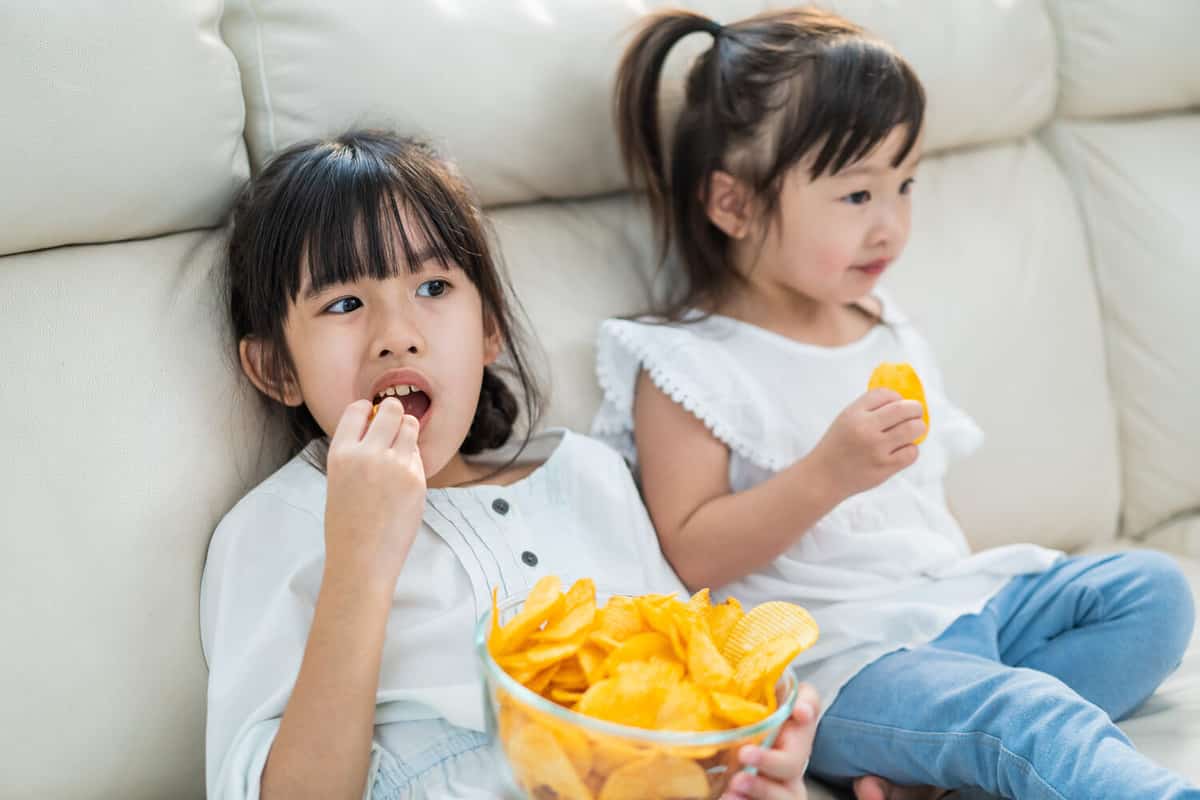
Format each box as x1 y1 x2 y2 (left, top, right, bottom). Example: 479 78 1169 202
521 551 538 567
492 498 509 515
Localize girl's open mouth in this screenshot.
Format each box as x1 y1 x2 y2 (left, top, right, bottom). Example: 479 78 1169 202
373 384 432 422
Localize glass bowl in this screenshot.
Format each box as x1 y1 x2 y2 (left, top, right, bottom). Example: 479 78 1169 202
475 588 799 800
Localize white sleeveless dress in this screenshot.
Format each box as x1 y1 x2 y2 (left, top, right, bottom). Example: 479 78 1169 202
592 291 1062 708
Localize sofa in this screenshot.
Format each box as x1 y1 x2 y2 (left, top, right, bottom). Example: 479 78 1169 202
2 1 1198 797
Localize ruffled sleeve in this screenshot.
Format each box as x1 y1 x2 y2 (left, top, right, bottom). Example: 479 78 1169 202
591 316 793 473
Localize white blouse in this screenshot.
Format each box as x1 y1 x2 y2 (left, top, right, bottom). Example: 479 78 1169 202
201 429 685 799
592 291 1062 710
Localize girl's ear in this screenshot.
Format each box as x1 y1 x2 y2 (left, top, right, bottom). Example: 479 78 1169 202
704 170 754 240
239 337 303 407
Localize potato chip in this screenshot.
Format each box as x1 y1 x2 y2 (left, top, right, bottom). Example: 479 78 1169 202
506 720 594 800
600 631 675 677
550 657 589 691
588 735 649 779
489 587 501 649
550 687 585 705
576 643 607 685
594 595 646 641
612 656 685 688
538 577 596 639
706 597 743 651
637 597 689 661
709 691 770 728
576 677 660 729
497 640 579 674
588 631 623 652
549 719 594 782
720 600 818 666
526 662 561 695
533 601 597 643
655 680 716 732
686 587 711 613
492 575 565 656
684 619 734 692
597 754 709 800
732 634 805 704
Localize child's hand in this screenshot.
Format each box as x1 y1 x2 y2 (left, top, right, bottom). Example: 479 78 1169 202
809 389 926 500
723 683 820 800
324 397 426 589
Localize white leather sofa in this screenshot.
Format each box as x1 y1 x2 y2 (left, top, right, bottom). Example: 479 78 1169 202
2 2 1197 797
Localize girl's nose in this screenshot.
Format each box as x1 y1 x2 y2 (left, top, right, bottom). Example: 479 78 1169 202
373 315 425 358
870 205 905 247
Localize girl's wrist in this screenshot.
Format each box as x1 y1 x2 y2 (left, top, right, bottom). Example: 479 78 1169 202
321 554 399 610
794 448 848 510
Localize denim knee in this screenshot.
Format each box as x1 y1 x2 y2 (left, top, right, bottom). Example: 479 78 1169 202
1125 550 1195 666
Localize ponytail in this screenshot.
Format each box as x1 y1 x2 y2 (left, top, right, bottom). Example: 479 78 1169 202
613 8 925 320
614 11 724 268
460 366 520 455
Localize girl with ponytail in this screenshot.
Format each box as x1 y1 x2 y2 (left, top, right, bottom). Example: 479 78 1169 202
597 9 1196 800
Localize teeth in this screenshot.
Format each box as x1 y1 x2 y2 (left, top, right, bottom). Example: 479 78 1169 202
375 384 418 402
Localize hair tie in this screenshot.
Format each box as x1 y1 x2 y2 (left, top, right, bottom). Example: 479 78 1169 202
702 18 724 38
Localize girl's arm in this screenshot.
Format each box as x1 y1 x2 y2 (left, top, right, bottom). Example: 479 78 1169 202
634 371 924 591
260 568 393 800
261 399 427 800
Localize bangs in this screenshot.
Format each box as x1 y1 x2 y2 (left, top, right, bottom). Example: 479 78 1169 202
781 38 925 181
264 137 487 305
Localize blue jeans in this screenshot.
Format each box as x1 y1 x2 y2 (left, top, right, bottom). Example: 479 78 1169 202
811 551 1196 799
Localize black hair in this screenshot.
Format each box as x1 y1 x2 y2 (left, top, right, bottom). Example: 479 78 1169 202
615 7 925 317
225 130 543 469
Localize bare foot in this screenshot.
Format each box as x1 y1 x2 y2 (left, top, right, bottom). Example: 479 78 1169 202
853 775 952 800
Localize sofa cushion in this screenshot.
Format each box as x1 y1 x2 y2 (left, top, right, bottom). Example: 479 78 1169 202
0 231 281 799
220 0 1055 202
0 1 248 256
1047 0 1200 119
1044 115 1200 543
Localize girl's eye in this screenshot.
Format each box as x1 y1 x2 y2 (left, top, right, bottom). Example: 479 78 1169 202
417 279 449 298
900 178 916 195
842 190 871 205
325 296 362 314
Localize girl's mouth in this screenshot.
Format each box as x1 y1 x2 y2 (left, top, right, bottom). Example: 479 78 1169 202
373 384 432 421
853 259 890 277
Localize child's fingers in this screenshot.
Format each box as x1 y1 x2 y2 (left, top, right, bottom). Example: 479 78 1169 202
874 398 924 432
889 442 921 468
392 413 420 455
723 771 800 800
738 693 819 785
331 399 373 447
363 397 404 447
885 418 927 448
860 387 903 412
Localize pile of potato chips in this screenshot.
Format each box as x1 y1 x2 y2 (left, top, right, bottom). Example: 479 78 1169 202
488 575 818 731
484 576 819 799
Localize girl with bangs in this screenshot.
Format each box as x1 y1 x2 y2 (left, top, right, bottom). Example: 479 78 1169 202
596 8 1196 799
203 131 819 800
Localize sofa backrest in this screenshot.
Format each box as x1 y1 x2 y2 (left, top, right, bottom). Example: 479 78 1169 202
1 2 1195 797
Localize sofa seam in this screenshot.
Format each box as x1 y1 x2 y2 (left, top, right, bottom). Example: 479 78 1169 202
246 0 277 155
